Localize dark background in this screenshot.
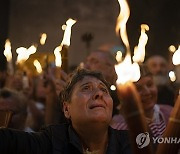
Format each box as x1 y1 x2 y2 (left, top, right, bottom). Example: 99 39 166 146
0 0 179 66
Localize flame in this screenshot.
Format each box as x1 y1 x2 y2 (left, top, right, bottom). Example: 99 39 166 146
172 45 180 65
115 0 140 85
33 60 42 74
115 53 140 84
54 45 62 67
133 24 149 63
110 85 116 91
116 0 130 52
16 45 37 64
116 51 123 62
61 18 76 46
62 24 66 31
40 33 47 45
3 39 12 62
169 45 176 53
169 71 176 82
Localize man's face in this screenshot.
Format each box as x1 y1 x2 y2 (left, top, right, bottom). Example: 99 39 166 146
146 56 168 75
64 76 113 128
84 52 117 84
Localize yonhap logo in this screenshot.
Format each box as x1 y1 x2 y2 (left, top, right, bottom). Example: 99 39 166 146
136 132 150 148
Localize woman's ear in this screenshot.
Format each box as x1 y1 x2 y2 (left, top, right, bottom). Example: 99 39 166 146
63 102 71 119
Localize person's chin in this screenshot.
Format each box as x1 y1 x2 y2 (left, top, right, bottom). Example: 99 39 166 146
143 101 155 110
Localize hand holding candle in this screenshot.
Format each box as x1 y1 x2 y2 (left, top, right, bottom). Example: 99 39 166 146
115 0 153 153
156 92 180 154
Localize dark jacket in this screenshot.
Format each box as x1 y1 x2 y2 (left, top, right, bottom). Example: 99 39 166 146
0 124 132 154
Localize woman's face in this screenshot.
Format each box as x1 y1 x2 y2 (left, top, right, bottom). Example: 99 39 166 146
64 76 113 127
135 76 158 111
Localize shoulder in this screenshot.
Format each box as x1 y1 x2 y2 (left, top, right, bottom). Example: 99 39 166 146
158 104 173 114
158 104 172 123
41 123 69 136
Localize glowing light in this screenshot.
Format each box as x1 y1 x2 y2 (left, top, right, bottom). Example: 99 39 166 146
16 45 37 64
40 33 47 45
115 0 140 85
116 0 130 52
172 46 180 65
133 24 149 63
3 39 12 62
110 85 116 91
61 18 76 46
62 24 66 31
54 45 62 67
169 45 176 53
116 51 123 62
115 53 140 84
169 71 176 82
33 60 42 74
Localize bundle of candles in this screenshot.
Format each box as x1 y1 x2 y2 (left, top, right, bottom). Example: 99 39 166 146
115 0 153 153
156 92 180 154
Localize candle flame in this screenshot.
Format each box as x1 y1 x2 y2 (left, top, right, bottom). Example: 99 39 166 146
62 24 66 31
3 39 12 62
169 71 176 82
54 45 62 67
116 51 123 62
116 0 130 52
40 33 47 45
172 45 180 65
61 18 76 46
133 24 149 63
115 0 140 85
16 45 37 64
169 45 176 53
115 53 140 84
33 60 42 74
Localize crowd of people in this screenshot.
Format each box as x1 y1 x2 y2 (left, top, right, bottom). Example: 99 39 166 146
0 46 180 154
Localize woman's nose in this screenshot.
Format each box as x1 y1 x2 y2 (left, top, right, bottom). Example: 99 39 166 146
92 88 104 100
142 86 151 94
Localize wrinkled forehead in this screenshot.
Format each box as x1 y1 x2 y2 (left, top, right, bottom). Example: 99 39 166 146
87 51 113 63
74 76 107 88
147 56 167 65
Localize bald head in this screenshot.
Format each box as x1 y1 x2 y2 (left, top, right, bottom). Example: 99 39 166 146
84 50 117 84
146 55 168 75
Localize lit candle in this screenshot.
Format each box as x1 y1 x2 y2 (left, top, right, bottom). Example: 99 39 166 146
16 45 37 71
3 39 14 75
115 0 153 153
59 18 76 73
156 92 180 154
53 46 62 79
33 59 43 74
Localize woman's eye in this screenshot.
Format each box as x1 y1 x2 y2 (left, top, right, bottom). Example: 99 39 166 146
82 86 91 91
147 82 153 87
100 87 108 93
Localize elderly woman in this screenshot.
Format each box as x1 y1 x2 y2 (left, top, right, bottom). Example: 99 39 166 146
0 69 131 154
111 64 173 138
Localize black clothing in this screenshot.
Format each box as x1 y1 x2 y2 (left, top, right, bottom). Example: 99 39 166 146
0 124 132 154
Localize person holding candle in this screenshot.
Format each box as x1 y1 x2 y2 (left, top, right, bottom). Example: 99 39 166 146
0 69 132 154
111 64 173 138
145 55 175 106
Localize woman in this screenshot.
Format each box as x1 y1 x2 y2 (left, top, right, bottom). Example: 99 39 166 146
0 69 131 154
111 64 173 138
